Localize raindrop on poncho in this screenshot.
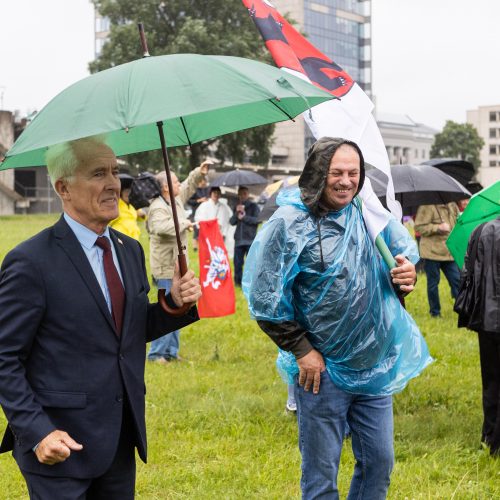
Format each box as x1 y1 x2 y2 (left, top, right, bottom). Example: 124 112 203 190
243 188 432 396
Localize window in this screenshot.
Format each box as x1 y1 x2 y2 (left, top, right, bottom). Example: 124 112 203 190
490 145 497 155
95 16 110 33
490 128 497 138
422 149 426 159
415 149 419 159
490 111 497 122
490 160 497 167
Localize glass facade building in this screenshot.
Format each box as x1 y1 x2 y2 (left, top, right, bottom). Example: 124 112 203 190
304 0 371 94
269 0 372 169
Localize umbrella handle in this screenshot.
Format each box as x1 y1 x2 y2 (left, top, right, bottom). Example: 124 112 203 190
158 254 195 316
155 121 196 316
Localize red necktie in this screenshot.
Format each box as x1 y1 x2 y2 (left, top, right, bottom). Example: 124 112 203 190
95 236 125 336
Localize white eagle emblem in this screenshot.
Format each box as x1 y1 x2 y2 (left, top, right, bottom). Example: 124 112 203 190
202 238 230 290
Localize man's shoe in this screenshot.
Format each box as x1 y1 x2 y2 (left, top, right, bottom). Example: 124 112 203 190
285 401 297 414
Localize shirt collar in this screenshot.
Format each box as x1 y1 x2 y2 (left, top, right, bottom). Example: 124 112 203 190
64 213 111 250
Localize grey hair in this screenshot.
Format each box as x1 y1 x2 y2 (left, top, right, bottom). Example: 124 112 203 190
46 142 78 188
155 171 168 188
45 135 107 188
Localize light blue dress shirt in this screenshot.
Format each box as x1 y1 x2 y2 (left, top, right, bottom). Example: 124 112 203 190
64 213 124 313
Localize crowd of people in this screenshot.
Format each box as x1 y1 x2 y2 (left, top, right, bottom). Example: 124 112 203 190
0 135 498 499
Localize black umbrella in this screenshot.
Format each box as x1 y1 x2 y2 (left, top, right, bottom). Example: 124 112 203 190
421 158 475 187
366 164 471 216
118 172 134 190
465 181 484 194
257 185 297 222
211 169 268 187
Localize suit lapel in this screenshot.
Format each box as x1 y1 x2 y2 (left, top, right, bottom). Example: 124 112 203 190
54 217 118 337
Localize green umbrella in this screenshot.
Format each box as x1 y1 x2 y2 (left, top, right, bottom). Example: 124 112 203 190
0 53 333 170
447 181 500 268
1 50 333 313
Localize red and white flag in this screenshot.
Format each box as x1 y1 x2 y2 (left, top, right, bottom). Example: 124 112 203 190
198 219 235 318
242 0 402 239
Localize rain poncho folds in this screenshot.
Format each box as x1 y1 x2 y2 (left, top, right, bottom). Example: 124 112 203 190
243 189 432 396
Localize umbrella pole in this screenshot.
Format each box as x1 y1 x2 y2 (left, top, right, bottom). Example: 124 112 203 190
136 24 192 315
156 120 192 315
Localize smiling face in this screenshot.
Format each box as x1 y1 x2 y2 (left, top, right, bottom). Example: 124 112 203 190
55 142 120 234
320 144 361 211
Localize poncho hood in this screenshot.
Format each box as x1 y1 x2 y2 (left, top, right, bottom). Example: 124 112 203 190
299 137 366 217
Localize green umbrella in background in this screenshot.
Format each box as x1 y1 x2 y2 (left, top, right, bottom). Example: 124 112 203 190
447 181 500 269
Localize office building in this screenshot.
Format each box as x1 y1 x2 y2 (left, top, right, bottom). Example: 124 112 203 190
467 104 500 186
377 113 437 165
268 0 372 175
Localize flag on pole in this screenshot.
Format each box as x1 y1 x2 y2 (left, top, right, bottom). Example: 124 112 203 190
242 0 402 240
198 219 235 318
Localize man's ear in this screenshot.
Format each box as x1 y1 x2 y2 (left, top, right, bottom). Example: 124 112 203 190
55 178 70 200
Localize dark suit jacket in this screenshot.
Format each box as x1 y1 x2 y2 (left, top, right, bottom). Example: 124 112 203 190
0 216 198 478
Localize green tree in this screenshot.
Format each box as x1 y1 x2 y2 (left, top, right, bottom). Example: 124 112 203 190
90 0 275 174
430 120 484 168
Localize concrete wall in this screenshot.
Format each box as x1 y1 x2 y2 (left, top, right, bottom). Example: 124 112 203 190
0 111 15 214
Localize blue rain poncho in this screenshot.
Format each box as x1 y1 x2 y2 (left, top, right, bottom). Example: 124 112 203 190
243 188 432 396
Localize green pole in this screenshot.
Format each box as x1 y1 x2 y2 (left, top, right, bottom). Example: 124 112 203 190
375 233 396 269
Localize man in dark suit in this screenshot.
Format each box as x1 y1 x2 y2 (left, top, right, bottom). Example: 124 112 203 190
0 137 201 498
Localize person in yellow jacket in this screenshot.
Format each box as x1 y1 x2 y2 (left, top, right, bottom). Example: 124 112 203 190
110 174 144 240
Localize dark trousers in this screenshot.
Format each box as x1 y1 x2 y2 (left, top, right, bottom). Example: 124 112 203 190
22 407 136 500
478 331 500 455
424 259 461 316
233 244 251 286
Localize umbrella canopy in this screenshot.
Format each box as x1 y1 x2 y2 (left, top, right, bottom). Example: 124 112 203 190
366 164 471 216
258 176 299 221
0 53 334 170
211 169 268 187
261 175 300 198
421 158 475 187
117 172 134 190
446 181 500 268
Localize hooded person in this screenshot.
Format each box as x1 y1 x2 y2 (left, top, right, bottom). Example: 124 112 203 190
243 137 431 499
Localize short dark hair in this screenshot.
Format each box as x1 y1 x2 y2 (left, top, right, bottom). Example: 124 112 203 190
210 186 221 194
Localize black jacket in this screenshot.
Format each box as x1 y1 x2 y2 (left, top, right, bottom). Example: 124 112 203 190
229 199 260 246
458 217 500 333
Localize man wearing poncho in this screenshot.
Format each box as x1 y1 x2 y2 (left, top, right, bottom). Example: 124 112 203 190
243 138 431 499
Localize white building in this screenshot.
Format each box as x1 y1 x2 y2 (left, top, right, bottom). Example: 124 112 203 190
467 104 500 186
376 113 438 165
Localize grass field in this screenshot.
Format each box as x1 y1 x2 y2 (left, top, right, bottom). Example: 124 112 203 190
0 214 499 499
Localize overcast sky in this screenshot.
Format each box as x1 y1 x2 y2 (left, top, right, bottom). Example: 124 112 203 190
1 0 498 131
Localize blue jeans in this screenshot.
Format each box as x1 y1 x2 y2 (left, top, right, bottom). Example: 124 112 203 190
148 279 180 360
424 259 461 316
296 372 394 500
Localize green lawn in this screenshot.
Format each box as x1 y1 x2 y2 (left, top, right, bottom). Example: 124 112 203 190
0 215 498 499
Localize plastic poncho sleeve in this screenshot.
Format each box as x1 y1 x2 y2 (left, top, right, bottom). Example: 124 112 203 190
245 210 304 322
380 216 420 265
